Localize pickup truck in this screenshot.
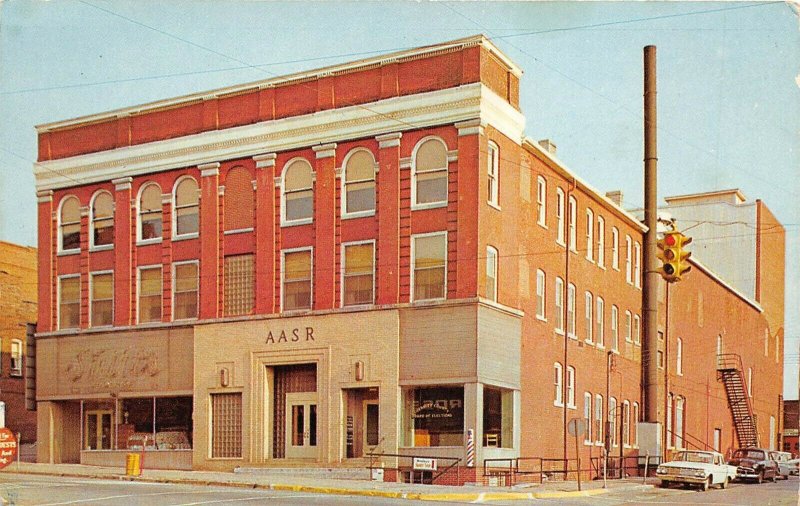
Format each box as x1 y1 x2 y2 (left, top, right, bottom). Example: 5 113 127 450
656 450 737 491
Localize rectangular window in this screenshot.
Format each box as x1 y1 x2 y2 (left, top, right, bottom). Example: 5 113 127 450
173 262 199 320
537 177 547 226
611 228 619 270
483 387 513 448
609 397 617 447
58 276 80 330
625 311 632 343
567 283 576 339
597 217 605 267
486 246 498 302
623 401 631 447
594 394 603 445
342 243 374 306
625 235 632 284
211 393 242 458
611 305 619 352
554 278 564 333
90 272 113 327
138 266 162 323
634 315 641 345
536 270 546 319
675 397 685 449
567 366 575 408
584 291 593 343
583 392 592 444
596 297 605 348
120 396 193 451
585 209 594 261
556 189 565 245
404 386 464 447
10 339 23 377
634 242 641 288
412 233 446 302
487 142 499 206
667 394 673 448
224 254 255 316
282 249 312 311
568 197 577 252
554 363 563 406
633 402 639 447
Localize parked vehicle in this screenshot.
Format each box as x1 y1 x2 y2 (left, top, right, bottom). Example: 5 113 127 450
728 448 779 483
770 451 793 480
656 450 737 491
787 458 800 476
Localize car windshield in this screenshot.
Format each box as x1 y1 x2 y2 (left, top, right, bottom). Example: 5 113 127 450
733 449 764 460
675 451 713 464
770 453 787 462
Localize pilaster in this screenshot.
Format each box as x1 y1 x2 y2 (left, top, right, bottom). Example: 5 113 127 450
376 132 402 304
113 177 133 326
36 190 54 332
312 143 337 310
254 153 277 314
199 162 220 319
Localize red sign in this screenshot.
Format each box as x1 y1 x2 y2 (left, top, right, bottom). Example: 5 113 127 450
0 429 18 470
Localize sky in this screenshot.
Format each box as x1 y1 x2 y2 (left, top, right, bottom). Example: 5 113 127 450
0 1 797 398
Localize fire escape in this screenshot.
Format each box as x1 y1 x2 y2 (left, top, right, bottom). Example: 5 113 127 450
716 353 758 448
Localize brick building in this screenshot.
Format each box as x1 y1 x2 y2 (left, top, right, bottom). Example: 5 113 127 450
0 241 37 443
31 36 784 481
783 400 798 456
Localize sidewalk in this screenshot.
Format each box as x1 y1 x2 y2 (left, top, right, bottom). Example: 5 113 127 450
1 462 654 502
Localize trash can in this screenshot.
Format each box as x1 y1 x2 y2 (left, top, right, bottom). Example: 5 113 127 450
126 453 141 476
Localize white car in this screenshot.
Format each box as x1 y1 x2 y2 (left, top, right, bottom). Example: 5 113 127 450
656 450 738 491
770 451 794 480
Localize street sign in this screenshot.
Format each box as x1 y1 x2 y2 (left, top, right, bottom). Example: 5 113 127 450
567 418 587 437
412 457 437 471
0 428 17 470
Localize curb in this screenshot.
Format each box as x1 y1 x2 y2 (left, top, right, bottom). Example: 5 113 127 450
5 468 613 502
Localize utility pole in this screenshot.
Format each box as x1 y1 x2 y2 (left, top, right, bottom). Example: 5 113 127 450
643 45 663 425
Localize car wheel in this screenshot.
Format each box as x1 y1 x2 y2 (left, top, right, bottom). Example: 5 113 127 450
720 477 729 489
701 477 711 492
756 471 763 484
770 472 777 483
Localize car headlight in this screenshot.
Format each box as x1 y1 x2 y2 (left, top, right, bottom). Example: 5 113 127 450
656 467 666 474
694 470 705 478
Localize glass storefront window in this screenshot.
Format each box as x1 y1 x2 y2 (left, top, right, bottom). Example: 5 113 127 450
403 386 464 447
483 387 513 448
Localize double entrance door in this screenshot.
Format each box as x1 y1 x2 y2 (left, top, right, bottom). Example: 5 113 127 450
285 392 317 459
85 410 112 450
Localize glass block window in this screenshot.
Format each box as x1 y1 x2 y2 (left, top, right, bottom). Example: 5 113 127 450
224 254 254 316
211 393 242 458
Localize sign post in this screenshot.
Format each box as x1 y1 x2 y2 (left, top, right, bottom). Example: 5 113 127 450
0 429 18 471
567 418 586 491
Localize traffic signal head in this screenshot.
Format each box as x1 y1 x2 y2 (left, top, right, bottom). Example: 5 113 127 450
657 231 692 282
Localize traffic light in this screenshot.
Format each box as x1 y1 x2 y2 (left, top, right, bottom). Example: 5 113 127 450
656 231 692 282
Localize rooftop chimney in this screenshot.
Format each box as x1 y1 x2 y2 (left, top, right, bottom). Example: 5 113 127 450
538 139 557 156
606 190 624 206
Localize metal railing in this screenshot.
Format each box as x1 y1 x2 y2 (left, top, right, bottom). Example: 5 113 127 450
589 454 662 479
366 452 461 485
483 457 603 486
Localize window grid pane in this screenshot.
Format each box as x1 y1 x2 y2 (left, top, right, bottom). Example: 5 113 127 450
343 244 374 306
59 277 80 329
224 255 255 316
174 263 198 320
211 393 242 458
283 251 312 310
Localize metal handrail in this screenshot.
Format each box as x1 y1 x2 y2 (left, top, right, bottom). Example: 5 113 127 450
366 452 461 485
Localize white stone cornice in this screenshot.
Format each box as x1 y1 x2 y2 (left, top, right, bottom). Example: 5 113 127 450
334 167 343 179
455 118 484 137
79 206 90 217
218 185 226 196
161 193 172 205
254 153 277 168
446 150 458 163
274 177 281 187
399 157 412 170
376 132 402 149
312 143 337 159
199 162 220 176
37 189 53 203
33 83 526 191
112 177 132 191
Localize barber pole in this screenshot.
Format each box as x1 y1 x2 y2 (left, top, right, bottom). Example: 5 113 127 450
466 429 475 467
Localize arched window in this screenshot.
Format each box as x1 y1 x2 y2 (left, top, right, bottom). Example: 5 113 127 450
282 159 314 224
59 195 81 252
174 177 199 237
90 191 114 249
412 137 448 207
224 167 254 232
138 183 163 242
343 149 376 215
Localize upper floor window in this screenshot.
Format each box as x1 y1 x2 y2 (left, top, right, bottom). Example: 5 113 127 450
486 246 498 302
623 400 631 447
634 314 641 345
625 310 633 343
58 275 80 330
597 216 605 267
59 195 81 253
585 209 594 261
173 261 199 320
611 227 619 270
675 396 685 449
594 394 604 445
566 366 576 408
676 337 683 375
412 137 448 207
90 271 113 327
567 283 576 339
174 177 199 238
568 196 577 252
554 362 563 406
611 305 619 352
138 266 162 323
747 367 753 397
583 392 593 444
342 149 376 216
609 397 618 446
10 339 23 377
625 235 633 283
282 159 314 224
342 242 374 306
536 176 547 227
556 188 565 245
412 232 447 301
633 402 640 447
282 248 313 311
596 297 605 348
224 167 254 232
487 142 499 207
90 191 114 249
634 242 641 288
138 183 163 242
224 254 255 316
554 277 564 333
584 291 593 344
536 269 546 320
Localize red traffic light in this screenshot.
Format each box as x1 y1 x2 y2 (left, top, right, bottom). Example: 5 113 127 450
664 234 677 246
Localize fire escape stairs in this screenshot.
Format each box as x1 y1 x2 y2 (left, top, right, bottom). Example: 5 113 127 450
716 353 758 448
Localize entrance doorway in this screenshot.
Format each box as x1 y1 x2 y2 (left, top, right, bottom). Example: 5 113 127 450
344 388 379 458
85 410 112 450
285 393 317 459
